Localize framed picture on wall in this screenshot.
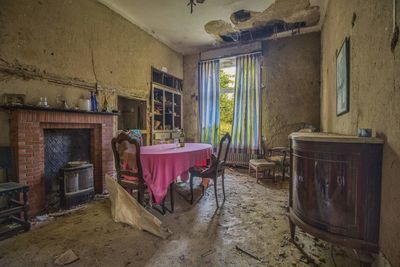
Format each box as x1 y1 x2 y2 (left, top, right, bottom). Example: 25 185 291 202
336 37 350 116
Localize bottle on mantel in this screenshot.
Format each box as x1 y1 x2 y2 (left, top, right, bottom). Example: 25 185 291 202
90 92 98 112
179 129 185 147
102 95 110 112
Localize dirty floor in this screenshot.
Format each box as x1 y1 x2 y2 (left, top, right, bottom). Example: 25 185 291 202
0 169 360 266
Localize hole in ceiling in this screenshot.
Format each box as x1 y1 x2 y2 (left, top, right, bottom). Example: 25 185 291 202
219 21 306 43
232 10 251 23
204 0 320 43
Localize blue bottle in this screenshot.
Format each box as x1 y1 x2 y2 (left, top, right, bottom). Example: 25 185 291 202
90 92 94 111
93 93 98 112
90 92 98 112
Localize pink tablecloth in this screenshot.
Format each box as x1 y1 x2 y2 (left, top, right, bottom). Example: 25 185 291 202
140 143 212 204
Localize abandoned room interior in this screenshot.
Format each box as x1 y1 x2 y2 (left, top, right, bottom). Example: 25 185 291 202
0 0 399 266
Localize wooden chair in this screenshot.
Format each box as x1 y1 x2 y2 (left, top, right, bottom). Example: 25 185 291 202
249 158 277 183
111 132 146 205
249 138 283 183
189 133 231 208
124 129 143 145
267 146 290 180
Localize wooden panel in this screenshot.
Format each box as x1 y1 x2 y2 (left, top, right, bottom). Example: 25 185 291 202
289 134 383 254
293 149 359 238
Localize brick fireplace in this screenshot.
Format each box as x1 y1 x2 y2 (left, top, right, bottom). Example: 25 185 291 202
9 108 116 215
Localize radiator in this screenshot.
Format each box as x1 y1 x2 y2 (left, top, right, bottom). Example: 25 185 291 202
226 152 258 166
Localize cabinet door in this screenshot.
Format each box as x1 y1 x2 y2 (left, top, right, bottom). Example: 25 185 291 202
165 91 173 130
293 150 359 238
311 156 358 237
153 88 164 131
292 154 310 216
173 93 181 130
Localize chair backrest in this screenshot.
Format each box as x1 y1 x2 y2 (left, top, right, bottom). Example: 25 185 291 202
216 133 232 168
111 132 144 183
261 137 269 159
124 129 143 145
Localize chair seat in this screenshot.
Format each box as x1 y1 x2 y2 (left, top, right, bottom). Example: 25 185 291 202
121 174 139 181
249 159 276 167
119 178 140 189
269 155 290 165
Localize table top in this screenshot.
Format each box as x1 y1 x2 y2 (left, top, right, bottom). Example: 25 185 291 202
0 182 29 195
289 132 384 144
141 143 212 155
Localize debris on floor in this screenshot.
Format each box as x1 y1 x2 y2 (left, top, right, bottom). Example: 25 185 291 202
235 245 263 262
48 205 86 217
0 169 360 266
53 249 79 266
105 174 172 239
201 248 216 257
35 215 49 222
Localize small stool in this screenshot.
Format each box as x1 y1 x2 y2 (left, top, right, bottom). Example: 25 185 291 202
248 159 277 183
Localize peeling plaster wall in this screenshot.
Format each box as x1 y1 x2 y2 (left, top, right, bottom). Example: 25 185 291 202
0 0 183 145
321 0 400 265
183 54 200 142
183 32 321 147
262 32 321 147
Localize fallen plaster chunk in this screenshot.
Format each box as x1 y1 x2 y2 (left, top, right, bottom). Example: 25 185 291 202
204 20 237 41
48 205 86 217
54 249 79 266
35 215 49 222
105 174 172 239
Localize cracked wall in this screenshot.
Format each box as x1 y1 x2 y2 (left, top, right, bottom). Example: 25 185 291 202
183 53 200 142
321 0 400 265
262 32 320 147
0 0 183 145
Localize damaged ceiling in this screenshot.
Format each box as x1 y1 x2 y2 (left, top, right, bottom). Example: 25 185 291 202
98 0 328 55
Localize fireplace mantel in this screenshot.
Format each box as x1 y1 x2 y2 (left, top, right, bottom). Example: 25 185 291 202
9 108 116 215
1 105 120 116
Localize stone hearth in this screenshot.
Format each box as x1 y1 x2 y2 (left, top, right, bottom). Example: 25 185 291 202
9 108 116 215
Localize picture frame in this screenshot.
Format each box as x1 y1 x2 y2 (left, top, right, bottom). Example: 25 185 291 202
336 37 350 116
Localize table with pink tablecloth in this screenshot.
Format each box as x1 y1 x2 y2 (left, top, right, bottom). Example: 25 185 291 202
140 143 212 204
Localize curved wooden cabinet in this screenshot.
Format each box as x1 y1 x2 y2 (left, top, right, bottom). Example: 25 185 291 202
289 133 383 254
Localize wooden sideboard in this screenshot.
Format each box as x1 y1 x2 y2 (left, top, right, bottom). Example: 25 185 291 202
289 133 383 259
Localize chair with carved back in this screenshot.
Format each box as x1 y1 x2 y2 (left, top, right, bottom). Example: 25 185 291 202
111 132 146 205
265 143 290 180
248 137 277 183
189 133 231 208
249 137 289 182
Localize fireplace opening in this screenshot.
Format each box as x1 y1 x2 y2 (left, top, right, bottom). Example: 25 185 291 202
44 129 91 212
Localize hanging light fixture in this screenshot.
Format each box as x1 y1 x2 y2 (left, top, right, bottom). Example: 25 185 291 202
187 0 205 14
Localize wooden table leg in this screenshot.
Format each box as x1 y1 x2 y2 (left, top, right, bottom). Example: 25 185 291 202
160 183 174 214
169 183 174 212
289 217 296 240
